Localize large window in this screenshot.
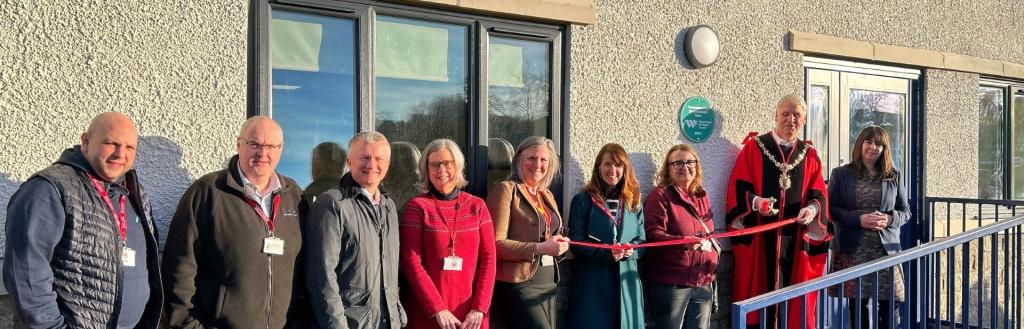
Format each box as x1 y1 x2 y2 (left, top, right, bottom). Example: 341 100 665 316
253 1 564 200
269 11 357 195
977 81 1024 200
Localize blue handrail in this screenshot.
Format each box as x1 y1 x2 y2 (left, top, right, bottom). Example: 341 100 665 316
731 211 1024 327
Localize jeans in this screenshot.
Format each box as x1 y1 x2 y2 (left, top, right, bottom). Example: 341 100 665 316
648 283 713 329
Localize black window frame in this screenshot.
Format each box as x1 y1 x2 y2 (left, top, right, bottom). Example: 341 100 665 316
247 0 569 197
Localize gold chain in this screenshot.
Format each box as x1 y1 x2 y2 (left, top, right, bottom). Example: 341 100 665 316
754 136 809 191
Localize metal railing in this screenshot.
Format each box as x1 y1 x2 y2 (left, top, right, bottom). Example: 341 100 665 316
731 198 1024 329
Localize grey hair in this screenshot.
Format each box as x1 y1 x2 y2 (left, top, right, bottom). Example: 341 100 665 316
238 115 280 137
776 93 808 115
348 131 390 150
508 136 560 190
417 139 468 193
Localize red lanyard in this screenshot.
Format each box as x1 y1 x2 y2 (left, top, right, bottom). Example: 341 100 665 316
431 193 462 255
87 175 127 243
590 195 623 227
244 194 281 233
524 188 553 231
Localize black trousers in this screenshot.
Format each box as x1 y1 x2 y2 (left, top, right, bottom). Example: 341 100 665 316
493 266 558 329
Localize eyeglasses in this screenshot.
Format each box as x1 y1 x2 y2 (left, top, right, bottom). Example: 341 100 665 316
238 138 283 152
669 160 699 169
428 160 456 171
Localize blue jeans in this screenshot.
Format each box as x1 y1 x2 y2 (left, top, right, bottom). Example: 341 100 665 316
648 283 713 329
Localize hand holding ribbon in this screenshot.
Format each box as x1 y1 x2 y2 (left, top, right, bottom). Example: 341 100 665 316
569 218 799 250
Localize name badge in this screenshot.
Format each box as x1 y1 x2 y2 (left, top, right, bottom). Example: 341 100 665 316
699 240 713 252
541 255 555 266
443 256 463 271
122 247 136 267
263 237 285 255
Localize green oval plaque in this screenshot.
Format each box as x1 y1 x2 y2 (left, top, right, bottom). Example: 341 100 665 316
679 96 716 143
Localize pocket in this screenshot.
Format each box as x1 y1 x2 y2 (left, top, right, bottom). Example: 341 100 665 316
341 289 371 307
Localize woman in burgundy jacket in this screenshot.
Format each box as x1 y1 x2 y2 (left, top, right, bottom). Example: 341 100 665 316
643 144 719 329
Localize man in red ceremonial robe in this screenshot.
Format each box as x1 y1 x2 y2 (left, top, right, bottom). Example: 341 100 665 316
726 94 830 329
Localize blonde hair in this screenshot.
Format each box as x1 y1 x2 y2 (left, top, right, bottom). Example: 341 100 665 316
508 136 560 190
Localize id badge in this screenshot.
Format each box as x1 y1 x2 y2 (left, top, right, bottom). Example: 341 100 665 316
122 247 136 267
263 237 285 255
699 239 713 252
540 255 555 266
443 256 463 271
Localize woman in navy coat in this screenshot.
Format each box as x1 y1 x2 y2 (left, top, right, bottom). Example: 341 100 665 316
828 125 911 329
567 143 645 329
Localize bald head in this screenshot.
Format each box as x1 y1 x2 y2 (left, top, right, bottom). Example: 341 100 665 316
236 116 284 189
80 112 138 181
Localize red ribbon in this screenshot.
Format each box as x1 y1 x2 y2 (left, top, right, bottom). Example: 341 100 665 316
568 218 797 250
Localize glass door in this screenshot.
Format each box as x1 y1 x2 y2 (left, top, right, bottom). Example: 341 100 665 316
805 62 916 182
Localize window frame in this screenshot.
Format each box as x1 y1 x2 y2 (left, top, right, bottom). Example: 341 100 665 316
978 78 1024 200
248 0 568 197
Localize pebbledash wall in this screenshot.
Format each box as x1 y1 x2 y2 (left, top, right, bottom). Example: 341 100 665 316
1 0 1023 328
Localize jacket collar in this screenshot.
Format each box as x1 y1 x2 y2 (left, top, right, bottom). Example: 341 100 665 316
57 146 130 194
226 154 291 195
336 172 390 200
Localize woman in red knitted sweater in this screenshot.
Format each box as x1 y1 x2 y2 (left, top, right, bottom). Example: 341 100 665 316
399 139 497 329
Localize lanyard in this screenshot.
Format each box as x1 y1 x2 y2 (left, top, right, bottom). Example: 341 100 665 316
524 187 552 231
244 194 281 234
87 175 127 243
590 195 623 227
430 193 462 256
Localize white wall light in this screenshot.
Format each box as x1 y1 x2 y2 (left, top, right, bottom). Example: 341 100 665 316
684 25 720 68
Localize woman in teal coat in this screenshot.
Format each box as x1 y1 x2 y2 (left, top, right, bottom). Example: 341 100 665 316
567 143 646 329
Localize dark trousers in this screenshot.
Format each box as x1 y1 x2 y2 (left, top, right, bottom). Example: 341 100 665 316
648 283 712 329
493 266 558 329
847 299 899 329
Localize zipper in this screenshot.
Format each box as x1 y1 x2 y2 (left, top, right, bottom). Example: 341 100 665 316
262 193 275 329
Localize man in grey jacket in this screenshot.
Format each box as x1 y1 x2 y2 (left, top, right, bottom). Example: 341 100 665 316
304 131 407 329
3 112 163 328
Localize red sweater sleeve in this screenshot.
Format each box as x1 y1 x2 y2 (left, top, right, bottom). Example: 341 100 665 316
471 204 497 312
399 199 447 317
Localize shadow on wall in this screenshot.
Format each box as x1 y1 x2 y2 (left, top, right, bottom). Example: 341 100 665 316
674 27 700 70
135 136 193 251
628 152 656 193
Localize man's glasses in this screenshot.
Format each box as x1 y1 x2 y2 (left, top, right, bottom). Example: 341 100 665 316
669 160 699 169
428 160 456 171
238 138 283 152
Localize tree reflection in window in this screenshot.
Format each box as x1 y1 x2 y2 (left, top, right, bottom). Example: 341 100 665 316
849 89 905 172
374 16 468 207
487 37 551 189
